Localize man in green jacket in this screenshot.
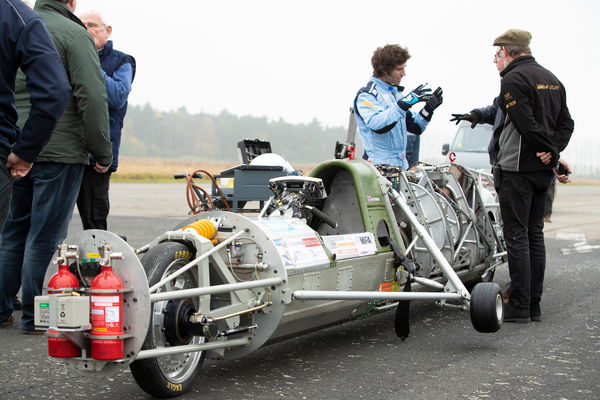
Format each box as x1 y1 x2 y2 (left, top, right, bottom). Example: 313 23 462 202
0 0 112 334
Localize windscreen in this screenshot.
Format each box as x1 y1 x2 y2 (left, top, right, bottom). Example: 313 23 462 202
450 124 493 152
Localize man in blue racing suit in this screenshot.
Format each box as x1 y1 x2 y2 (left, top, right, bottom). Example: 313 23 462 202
354 44 443 169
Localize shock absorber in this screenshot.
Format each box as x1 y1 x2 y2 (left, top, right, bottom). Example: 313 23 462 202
47 244 81 358
90 244 125 360
182 219 217 243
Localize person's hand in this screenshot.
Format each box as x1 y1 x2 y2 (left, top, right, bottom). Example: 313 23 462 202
536 151 552 165
424 87 443 113
94 162 110 173
398 84 432 110
553 167 571 183
6 152 32 178
450 112 478 128
558 158 572 174
554 158 572 183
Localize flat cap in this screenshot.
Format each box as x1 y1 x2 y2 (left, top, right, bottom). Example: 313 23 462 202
493 29 532 47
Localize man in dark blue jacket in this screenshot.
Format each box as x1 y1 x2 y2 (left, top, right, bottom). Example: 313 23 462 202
0 0 70 329
77 10 135 230
0 0 69 224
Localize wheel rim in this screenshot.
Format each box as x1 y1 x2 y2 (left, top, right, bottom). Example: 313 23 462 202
495 293 503 322
151 258 205 383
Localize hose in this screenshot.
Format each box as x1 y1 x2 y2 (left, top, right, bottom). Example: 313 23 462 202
185 169 231 213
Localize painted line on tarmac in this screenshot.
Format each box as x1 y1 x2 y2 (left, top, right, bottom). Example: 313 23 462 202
556 230 600 254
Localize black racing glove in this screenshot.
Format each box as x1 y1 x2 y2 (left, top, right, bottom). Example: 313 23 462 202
419 87 443 120
398 84 432 111
450 112 479 128
424 87 443 113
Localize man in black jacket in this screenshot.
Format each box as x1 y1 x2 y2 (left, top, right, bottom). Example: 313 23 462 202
491 29 574 323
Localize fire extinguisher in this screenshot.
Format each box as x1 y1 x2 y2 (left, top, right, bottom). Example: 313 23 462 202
90 245 124 360
47 244 81 358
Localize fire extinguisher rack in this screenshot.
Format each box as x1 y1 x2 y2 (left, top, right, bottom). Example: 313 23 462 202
37 231 152 373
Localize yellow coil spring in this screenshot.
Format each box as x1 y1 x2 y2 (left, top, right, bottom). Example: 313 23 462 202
182 219 216 240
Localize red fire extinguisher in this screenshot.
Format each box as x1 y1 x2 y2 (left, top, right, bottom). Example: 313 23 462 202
47 244 81 358
90 245 124 360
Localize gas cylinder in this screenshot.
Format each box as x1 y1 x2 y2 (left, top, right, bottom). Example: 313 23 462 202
47 244 81 358
90 249 124 360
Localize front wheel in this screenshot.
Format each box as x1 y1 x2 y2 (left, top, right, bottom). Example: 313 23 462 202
470 282 503 333
130 241 205 398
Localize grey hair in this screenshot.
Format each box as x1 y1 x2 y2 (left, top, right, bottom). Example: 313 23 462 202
503 45 532 57
79 10 108 25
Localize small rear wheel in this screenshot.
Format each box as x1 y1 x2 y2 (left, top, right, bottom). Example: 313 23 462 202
130 241 205 398
470 282 503 333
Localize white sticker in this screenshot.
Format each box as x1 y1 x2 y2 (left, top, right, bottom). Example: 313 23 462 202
91 295 119 304
322 232 377 260
105 306 120 322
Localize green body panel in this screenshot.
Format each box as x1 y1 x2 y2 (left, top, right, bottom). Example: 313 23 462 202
310 159 404 253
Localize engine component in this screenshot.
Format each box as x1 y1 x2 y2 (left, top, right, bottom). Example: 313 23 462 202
182 219 217 241
264 176 328 225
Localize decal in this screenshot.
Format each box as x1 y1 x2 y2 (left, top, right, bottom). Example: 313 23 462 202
361 100 375 108
322 232 377 260
536 84 559 90
302 237 320 247
166 381 183 392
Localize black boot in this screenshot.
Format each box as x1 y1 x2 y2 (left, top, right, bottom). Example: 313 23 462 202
530 302 541 322
504 302 530 323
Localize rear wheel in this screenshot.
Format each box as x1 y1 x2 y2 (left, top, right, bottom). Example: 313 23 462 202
130 242 205 398
470 282 503 333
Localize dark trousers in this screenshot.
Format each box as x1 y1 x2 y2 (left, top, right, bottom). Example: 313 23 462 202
0 163 84 330
76 166 111 230
493 168 553 309
0 161 12 229
406 134 420 167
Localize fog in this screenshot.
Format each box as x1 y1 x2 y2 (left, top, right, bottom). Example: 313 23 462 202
71 0 600 177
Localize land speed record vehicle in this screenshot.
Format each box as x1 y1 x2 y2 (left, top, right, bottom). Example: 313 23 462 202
35 159 506 398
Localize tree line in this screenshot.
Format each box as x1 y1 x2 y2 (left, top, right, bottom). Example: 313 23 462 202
121 104 346 165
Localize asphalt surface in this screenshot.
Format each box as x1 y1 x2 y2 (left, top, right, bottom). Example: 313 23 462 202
0 183 598 400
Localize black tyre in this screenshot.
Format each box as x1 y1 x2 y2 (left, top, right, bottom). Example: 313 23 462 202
470 282 503 333
130 242 205 398
465 267 496 293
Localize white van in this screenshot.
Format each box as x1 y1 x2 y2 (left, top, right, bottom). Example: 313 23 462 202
442 122 493 170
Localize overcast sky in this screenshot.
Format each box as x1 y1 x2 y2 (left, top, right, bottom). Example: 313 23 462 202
69 0 599 173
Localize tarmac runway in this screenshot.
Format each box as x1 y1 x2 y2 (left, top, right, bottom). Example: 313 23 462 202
0 182 598 399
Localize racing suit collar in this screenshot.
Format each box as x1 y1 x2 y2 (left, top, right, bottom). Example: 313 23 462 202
370 76 402 93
